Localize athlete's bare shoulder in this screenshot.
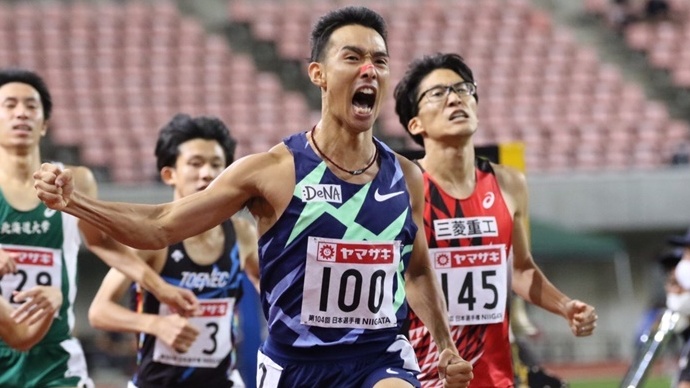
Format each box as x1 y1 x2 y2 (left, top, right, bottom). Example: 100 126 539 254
221 143 295 233
491 162 528 215
393 152 423 180
224 143 294 187
491 162 527 194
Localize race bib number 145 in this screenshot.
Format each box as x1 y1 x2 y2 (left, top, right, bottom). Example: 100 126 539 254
431 244 508 326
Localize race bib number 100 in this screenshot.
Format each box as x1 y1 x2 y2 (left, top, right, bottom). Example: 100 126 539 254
0 245 62 307
301 237 400 330
431 244 508 326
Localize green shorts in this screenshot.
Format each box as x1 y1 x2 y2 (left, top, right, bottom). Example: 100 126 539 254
0 337 93 388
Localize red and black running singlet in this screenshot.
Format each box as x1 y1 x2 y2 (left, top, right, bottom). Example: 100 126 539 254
409 157 515 388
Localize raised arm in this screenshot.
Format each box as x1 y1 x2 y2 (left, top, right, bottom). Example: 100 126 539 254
34 153 273 250
70 166 198 315
398 156 473 388
497 165 597 337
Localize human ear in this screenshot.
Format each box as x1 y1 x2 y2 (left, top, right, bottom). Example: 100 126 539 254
160 166 175 186
40 121 48 137
308 62 326 88
407 117 424 137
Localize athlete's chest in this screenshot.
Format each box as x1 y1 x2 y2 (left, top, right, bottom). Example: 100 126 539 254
424 173 512 242
1 198 63 245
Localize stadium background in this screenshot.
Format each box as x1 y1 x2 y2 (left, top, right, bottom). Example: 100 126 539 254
3 0 690 385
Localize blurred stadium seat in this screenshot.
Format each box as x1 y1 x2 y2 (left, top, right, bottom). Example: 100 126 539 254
0 0 687 181
0 1 319 182
229 0 689 173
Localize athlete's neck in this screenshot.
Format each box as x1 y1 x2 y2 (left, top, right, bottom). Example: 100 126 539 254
309 121 378 181
0 146 42 186
419 140 476 197
421 139 475 178
183 224 224 266
312 120 375 159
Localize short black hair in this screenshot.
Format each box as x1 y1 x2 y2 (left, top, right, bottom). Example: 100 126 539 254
0 68 53 120
394 53 477 146
154 113 236 171
310 6 387 62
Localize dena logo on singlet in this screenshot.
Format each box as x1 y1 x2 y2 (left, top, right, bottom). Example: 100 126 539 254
301 184 342 203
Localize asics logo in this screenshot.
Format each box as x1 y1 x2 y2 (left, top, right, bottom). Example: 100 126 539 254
374 188 405 202
482 192 495 209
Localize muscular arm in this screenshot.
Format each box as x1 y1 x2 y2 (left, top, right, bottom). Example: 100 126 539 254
71 166 197 313
496 166 570 314
497 165 597 336
399 156 473 386
35 153 277 250
399 158 455 351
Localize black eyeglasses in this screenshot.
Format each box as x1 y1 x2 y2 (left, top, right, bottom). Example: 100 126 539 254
417 81 477 104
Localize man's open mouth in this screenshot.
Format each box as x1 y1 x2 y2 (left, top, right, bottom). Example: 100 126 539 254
352 87 376 115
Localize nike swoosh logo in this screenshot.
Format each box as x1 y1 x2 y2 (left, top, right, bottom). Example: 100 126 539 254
385 368 399 375
374 188 405 202
44 208 56 218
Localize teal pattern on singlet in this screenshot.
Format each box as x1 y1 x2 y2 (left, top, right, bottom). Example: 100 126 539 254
258 132 417 361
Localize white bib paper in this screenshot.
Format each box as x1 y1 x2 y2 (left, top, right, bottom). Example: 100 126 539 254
430 244 508 325
301 236 400 330
0 244 62 308
153 297 235 368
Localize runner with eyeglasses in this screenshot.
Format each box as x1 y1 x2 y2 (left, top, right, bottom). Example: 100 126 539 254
33 8 474 388
394 52 598 387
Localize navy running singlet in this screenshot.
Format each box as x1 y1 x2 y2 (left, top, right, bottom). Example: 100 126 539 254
133 220 242 388
259 131 418 362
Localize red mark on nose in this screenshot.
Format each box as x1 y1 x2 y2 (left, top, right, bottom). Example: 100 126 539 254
360 64 374 75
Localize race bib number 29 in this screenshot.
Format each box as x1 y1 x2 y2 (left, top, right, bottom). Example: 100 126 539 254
301 237 400 330
431 244 508 326
0 245 62 306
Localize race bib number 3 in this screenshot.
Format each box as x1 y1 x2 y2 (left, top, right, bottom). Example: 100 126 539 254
301 237 400 330
0 245 62 307
431 244 508 326
153 298 235 368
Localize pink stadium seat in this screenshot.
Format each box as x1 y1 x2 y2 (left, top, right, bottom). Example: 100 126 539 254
671 67 690 89
3 0 688 178
0 1 323 182
625 23 652 51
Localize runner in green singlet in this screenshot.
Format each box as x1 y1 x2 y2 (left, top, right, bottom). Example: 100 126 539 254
0 68 199 388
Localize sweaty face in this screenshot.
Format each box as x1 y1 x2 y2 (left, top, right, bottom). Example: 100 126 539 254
319 24 389 132
0 82 47 149
164 139 227 199
413 68 478 143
